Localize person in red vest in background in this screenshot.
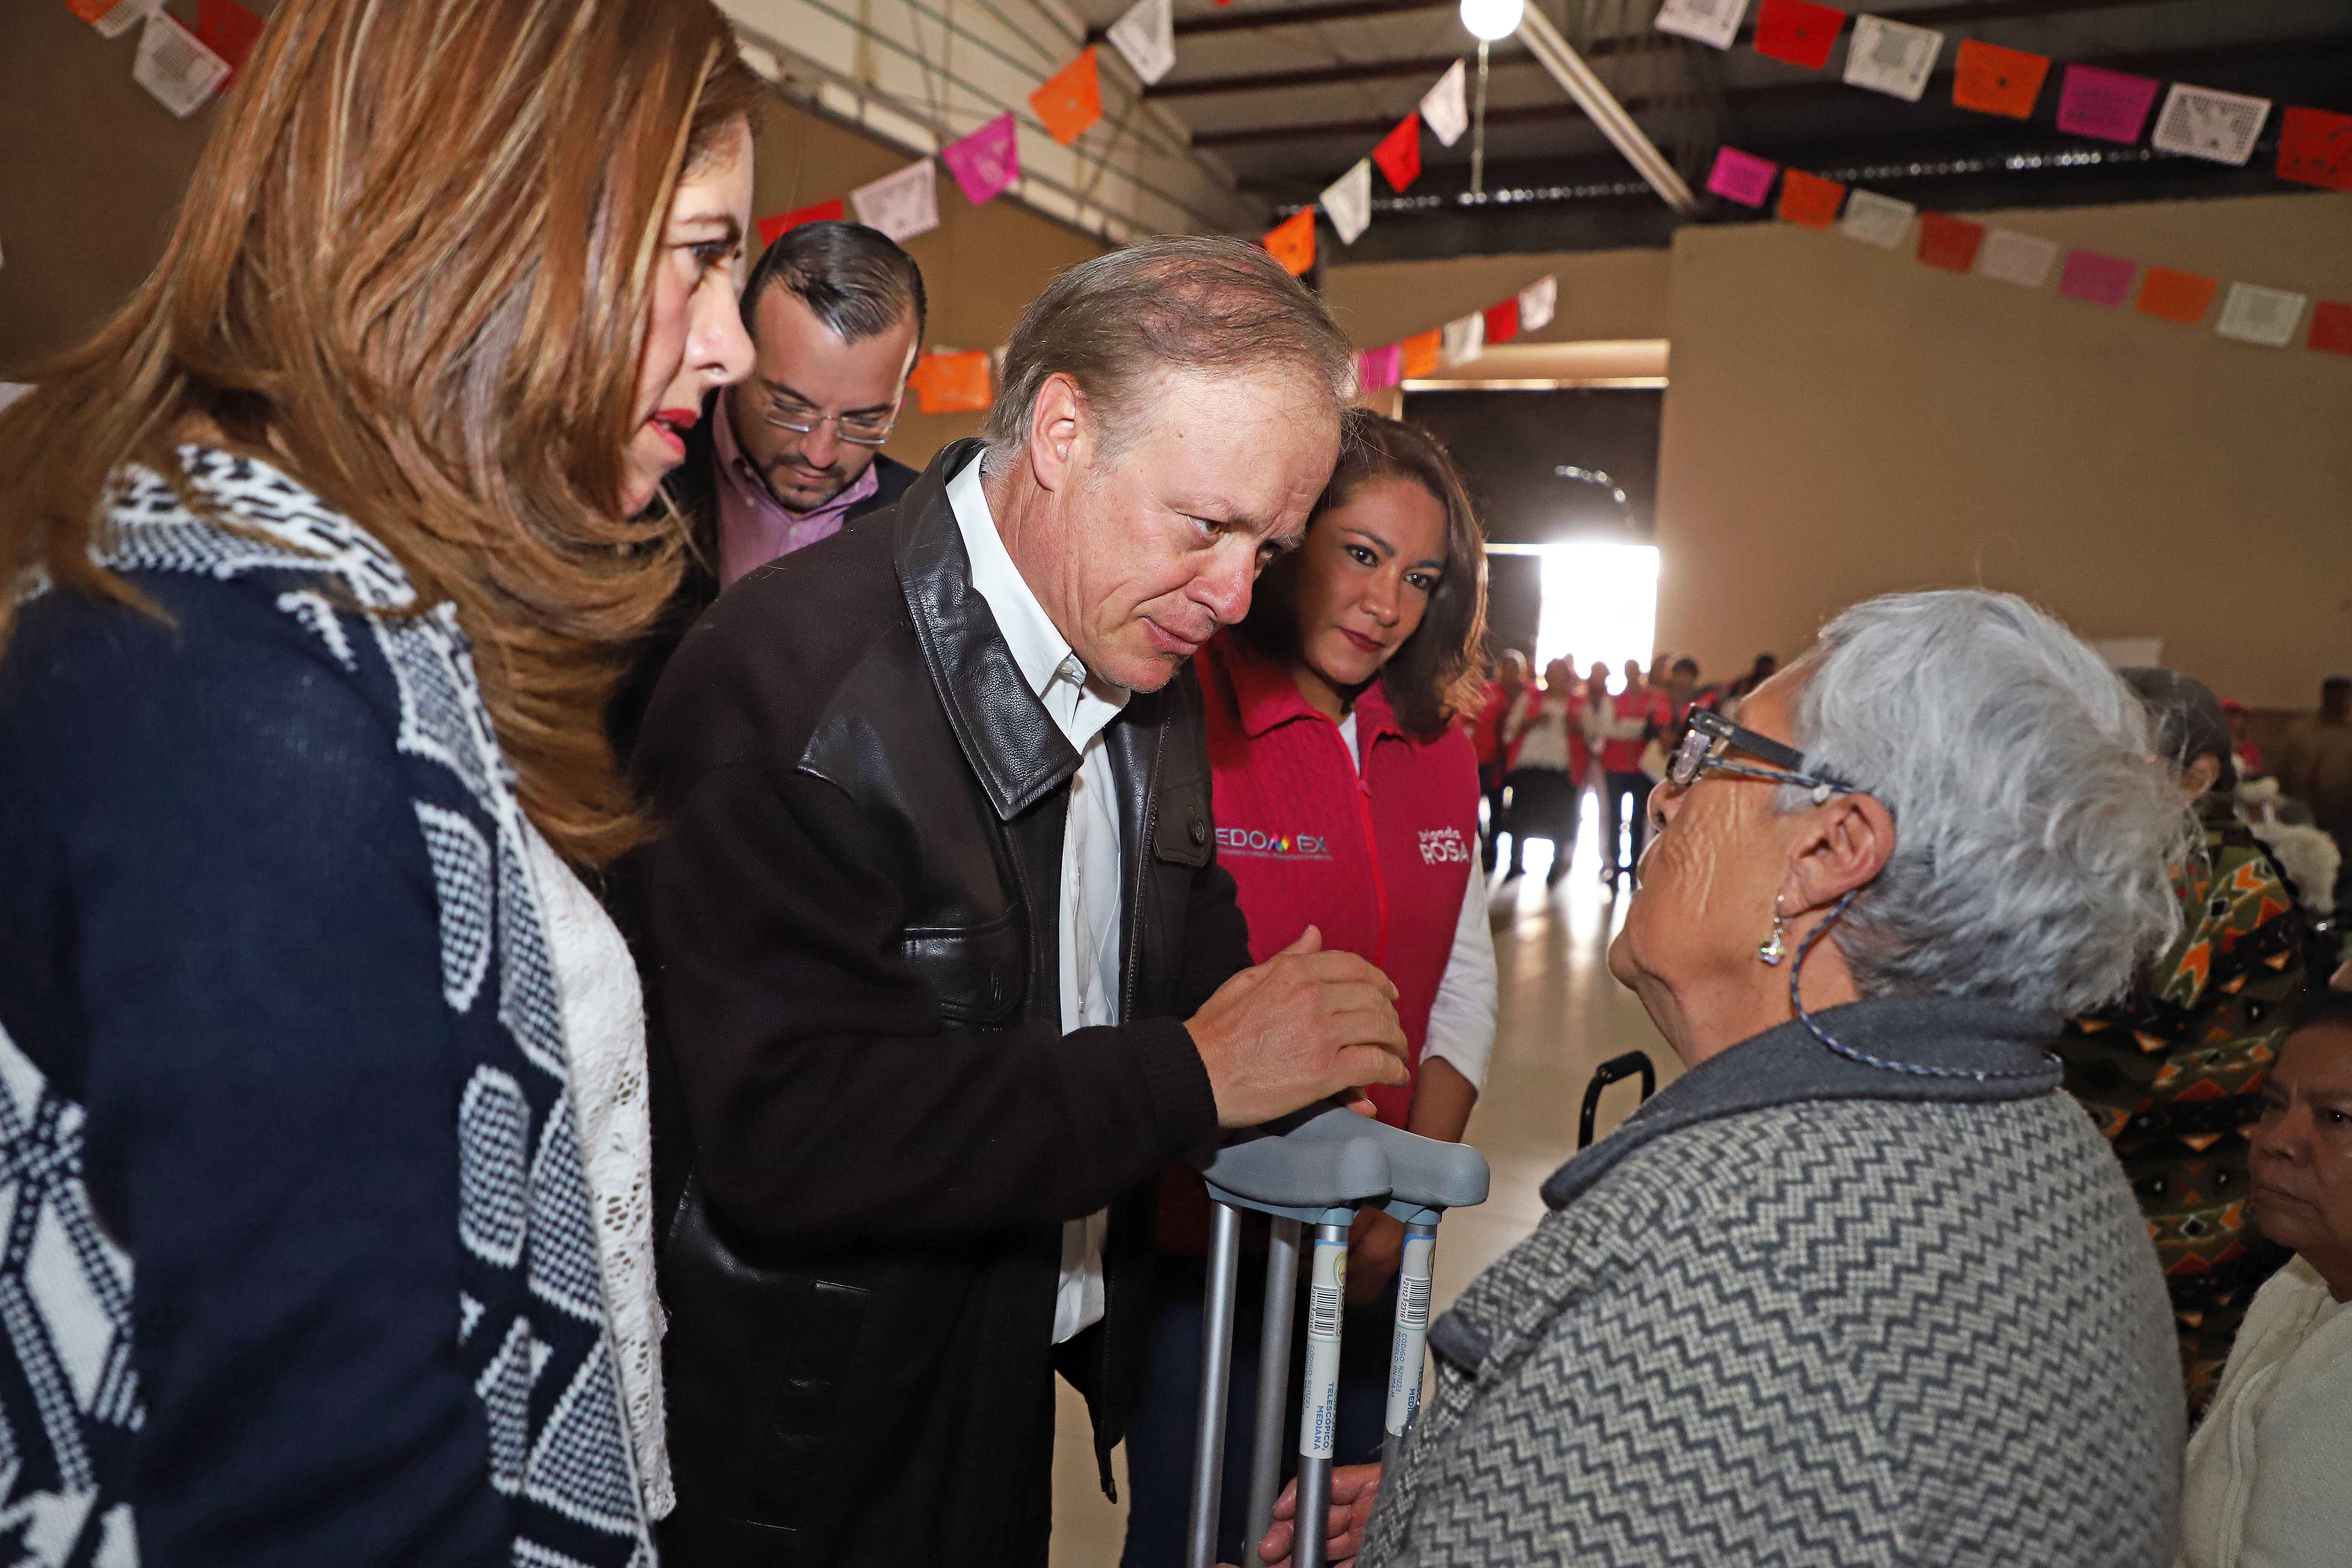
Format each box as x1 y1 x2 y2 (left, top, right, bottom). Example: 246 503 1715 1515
1118 412 1496 1568
1473 649 1531 871
1499 657 1590 886
1661 654 1707 738
1595 656 1673 890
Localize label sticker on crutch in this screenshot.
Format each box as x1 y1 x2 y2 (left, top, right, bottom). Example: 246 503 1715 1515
1385 1229 1436 1441
1302 1237 1347 1460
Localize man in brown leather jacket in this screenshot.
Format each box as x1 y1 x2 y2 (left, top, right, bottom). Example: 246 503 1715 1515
630 237 1406 1565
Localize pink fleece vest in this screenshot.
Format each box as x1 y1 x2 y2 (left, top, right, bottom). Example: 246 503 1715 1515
1197 634 1480 1130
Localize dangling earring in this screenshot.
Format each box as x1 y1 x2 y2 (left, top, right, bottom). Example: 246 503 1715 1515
1758 896 1788 966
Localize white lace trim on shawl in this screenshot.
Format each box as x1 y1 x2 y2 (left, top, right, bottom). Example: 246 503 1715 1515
522 829 673 1519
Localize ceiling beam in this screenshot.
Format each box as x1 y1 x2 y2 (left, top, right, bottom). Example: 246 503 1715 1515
1190 25 2352 147
1122 0 1456 41
1127 0 2234 46
1146 46 1527 98
1150 0 2330 103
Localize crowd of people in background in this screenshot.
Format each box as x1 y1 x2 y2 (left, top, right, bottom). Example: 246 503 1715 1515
1471 645 1776 889
3 3 2351 1565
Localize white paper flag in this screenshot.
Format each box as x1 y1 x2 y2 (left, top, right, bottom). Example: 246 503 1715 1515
1839 189 1915 250
2150 84 2270 167
1653 0 1749 51
1439 311 1485 368
1844 15 1943 102
1320 160 1374 246
0 384 33 415
133 11 229 119
850 159 941 243
1517 275 1558 334
1421 61 1469 148
2214 282 2306 348
92 0 159 40
1978 229 2059 288
1107 0 1177 87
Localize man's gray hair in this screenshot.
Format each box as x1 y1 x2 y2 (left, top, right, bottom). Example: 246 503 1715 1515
1787 590 2192 1020
981 236 1357 466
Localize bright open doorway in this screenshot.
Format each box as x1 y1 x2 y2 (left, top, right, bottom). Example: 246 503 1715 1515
1487 541 1661 682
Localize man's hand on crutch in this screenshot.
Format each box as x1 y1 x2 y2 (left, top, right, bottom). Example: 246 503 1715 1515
1227 1463 1383 1568
1187 927 1409 1127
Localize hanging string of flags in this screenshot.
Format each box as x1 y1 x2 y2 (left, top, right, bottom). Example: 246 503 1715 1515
63 0 266 119
1259 60 1473 274
1354 273 1560 392
1702 144 2352 355
1655 0 2352 188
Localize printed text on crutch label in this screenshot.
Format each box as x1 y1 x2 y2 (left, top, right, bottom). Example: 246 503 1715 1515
1302 1238 1346 1459
1385 1230 1437 1441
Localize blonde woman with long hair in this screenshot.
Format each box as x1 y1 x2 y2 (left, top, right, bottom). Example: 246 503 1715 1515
0 0 758 1560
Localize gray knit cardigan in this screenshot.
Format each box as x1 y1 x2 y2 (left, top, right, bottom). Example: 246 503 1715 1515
1361 995 2184 1567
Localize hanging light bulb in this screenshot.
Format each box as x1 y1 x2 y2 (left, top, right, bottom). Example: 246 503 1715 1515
1459 0 1524 41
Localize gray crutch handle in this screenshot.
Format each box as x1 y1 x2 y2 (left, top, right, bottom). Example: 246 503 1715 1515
1193 1106 1393 1223
1231 1101 1491 1219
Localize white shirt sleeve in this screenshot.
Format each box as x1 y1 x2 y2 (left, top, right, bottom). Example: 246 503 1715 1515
1422 856 1497 1093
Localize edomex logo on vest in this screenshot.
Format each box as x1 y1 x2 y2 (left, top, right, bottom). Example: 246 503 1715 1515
1216 825 1332 859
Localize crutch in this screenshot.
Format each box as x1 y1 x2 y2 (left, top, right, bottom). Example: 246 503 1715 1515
1187 1106 1490 1568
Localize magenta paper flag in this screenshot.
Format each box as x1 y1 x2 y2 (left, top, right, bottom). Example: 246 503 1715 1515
2057 248 2136 308
1705 147 1778 207
2055 64 2159 144
1357 344 1403 391
943 112 1020 206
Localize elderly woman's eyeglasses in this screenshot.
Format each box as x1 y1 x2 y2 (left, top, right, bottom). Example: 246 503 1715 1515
1666 709 1860 802
758 386 896 447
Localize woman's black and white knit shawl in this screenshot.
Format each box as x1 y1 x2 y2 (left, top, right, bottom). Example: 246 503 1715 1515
3 448 652 1566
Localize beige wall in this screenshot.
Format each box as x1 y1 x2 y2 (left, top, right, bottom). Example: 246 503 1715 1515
1653 192 2352 710
0 9 1105 466
0 0 233 374
739 101 1107 469
1321 247 1672 350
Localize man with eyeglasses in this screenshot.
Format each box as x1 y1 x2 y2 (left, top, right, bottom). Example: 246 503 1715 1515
613 220 925 755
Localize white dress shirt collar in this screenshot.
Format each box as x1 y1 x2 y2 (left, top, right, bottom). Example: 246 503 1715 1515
946 454 1128 750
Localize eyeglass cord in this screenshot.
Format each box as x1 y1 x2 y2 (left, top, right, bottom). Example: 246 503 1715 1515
1788 890 2050 1083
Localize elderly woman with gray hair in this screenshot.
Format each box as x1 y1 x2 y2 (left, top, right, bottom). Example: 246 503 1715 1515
1250 588 2190 1568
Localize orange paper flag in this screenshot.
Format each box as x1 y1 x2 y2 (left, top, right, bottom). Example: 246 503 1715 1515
196 0 266 82
1263 208 1316 277
1031 49 1104 146
2137 267 2219 326
757 198 845 246
907 351 994 414
1776 168 1845 228
1916 212 1986 273
1952 38 2050 119
1398 329 1442 380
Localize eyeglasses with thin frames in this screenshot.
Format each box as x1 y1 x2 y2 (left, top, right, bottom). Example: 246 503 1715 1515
1665 708 1860 803
756 384 897 447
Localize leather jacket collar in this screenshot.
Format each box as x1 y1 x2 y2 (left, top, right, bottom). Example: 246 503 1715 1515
893 439 1082 821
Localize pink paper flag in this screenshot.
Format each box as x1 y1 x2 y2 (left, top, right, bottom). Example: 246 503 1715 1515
1357 344 1403 392
1705 146 1778 207
942 112 1021 207
2055 64 2159 144
2057 248 2136 308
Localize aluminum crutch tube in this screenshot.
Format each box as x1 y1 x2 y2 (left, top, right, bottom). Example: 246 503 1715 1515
1383 1219 1438 1467
1244 1217 1302 1552
1294 1220 1351 1568
1185 1200 1244 1568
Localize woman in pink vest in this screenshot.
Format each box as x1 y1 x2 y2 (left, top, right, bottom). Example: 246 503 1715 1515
1119 412 1495 1567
